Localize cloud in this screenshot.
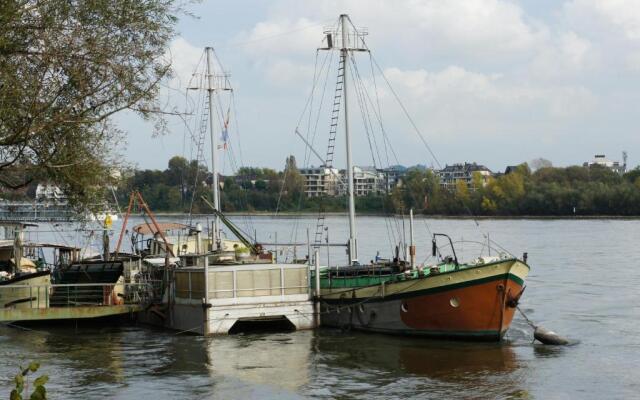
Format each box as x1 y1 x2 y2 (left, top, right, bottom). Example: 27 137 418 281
264 59 315 88
565 0 640 40
529 31 595 81
235 17 324 59
235 0 552 89
166 37 205 90
379 66 596 137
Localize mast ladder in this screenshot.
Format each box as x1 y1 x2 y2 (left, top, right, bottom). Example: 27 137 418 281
313 53 346 249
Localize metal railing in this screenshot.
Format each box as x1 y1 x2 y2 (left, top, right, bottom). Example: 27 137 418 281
174 266 310 301
0 282 159 309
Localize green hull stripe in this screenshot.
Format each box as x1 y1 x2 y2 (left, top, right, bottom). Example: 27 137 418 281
322 272 524 304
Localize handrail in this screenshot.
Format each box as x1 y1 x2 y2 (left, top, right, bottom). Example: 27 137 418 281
0 281 161 309
0 282 157 289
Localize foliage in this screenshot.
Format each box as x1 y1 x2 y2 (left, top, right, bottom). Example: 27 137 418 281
14 152 640 216
0 0 187 209
109 159 640 216
10 361 48 400
117 156 209 212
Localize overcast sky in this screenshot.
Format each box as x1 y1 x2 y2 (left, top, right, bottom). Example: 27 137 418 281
117 0 640 173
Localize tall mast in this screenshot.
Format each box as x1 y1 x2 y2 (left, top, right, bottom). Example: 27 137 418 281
206 47 220 249
341 14 358 264
319 15 367 264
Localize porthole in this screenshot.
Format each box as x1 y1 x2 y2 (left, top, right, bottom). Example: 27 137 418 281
401 302 409 313
449 297 460 308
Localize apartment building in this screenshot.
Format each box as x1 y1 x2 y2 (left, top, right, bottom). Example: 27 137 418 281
438 162 492 191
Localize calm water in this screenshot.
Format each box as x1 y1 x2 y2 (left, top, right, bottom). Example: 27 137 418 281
1 216 639 399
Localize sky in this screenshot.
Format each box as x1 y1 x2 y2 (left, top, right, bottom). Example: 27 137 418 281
117 0 640 174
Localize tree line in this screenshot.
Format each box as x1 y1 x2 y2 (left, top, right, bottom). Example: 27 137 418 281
391 163 640 216
113 155 640 216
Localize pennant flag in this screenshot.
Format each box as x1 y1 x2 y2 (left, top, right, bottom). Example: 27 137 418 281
220 106 230 150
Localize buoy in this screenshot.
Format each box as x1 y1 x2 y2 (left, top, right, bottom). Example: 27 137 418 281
517 306 570 346
533 326 570 346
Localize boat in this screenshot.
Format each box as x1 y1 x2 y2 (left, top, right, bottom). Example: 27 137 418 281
0 218 159 326
122 48 316 334
304 15 529 340
0 221 80 309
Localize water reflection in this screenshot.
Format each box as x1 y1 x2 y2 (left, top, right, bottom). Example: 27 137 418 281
206 332 312 392
312 329 527 398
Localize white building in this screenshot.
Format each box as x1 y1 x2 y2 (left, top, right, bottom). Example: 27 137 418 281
338 166 386 196
438 163 492 191
35 183 67 204
583 154 626 175
299 166 340 197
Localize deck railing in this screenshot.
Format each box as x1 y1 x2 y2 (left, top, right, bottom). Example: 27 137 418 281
174 264 310 302
0 282 160 309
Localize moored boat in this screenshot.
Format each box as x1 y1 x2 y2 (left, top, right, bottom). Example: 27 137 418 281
300 15 529 341
320 255 528 340
0 221 80 309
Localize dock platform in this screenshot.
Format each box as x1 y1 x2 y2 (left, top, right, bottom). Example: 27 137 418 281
140 257 317 335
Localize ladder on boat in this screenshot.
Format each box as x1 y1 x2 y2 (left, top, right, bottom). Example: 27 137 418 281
313 53 346 249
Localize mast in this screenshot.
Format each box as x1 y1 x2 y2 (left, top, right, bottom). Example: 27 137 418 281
319 15 367 265
341 14 358 264
12 224 23 274
206 47 220 249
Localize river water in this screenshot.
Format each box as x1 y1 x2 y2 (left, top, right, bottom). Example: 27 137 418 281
1 216 639 399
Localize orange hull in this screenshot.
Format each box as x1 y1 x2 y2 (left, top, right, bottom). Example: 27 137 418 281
320 259 529 340
400 277 522 338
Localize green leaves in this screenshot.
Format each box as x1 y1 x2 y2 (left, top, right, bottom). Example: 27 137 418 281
1 0 185 208
27 362 40 373
29 384 46 400
33 375 48 387
9 361 48 400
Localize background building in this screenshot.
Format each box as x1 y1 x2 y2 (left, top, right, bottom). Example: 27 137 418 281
35 183 67 204
583 154 627 175
340 167 386 197
299 166 340 197
438 162 492 191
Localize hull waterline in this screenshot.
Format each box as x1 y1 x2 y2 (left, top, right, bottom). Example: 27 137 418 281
319 259 529 341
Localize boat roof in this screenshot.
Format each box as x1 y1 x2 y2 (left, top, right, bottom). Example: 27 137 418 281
132 222 190 235
0 221 38 228
0 241 79 250
24 242 80 250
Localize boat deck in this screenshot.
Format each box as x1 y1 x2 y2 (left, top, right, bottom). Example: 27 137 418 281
0 282 154 322
0 304 141 322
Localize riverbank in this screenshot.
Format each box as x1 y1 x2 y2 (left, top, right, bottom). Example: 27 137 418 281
152 211 640 220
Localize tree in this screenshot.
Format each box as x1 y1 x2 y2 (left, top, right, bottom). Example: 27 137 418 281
283 155 304 198
529 158 553 171
0 0 186 208
455 179 470 204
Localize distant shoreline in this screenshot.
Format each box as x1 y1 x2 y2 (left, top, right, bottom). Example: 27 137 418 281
151 211 640 220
